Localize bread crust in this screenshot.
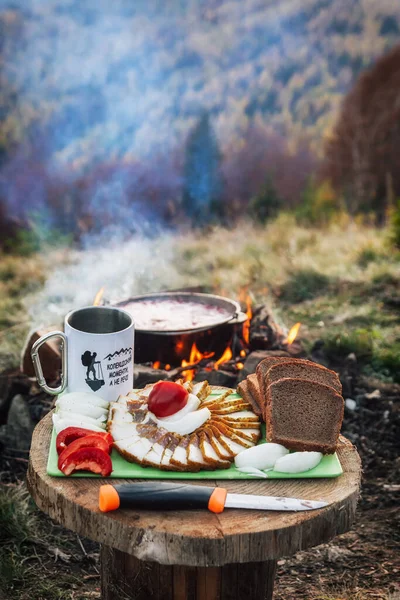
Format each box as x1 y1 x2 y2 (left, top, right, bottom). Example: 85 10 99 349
266 359 342 394
236 380 262 416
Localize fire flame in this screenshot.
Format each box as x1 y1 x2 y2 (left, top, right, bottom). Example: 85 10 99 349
151 288 257 380
285 322 301 345
93 287 105 306
181 343 214 382
214 346 233 370
153 339 244 382
239 288 253 345
175 340 184 353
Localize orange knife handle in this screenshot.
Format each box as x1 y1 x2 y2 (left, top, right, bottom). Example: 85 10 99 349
208 487 228 513
99 482 228 513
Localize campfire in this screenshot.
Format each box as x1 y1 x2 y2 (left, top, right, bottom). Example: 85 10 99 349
129 290 304 386
21 288 304 390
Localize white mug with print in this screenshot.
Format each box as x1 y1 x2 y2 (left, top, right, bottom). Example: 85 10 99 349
31 306 135 403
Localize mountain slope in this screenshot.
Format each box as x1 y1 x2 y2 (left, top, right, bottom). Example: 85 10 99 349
0 0 399 165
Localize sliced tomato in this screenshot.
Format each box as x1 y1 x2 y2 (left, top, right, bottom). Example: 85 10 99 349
59 447 112 477
148 381 188 418
56 427 113 455
58 435 111 471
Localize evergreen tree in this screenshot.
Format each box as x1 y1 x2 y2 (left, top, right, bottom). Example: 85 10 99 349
182 112 223 225
248 176 282 224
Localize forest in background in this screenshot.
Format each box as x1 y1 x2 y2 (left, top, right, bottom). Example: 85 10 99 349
0 0 400 249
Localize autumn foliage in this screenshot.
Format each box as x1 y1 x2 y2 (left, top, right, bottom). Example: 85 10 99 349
322 43 400 221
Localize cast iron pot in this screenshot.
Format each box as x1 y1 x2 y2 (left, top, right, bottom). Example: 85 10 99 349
114 292 247 365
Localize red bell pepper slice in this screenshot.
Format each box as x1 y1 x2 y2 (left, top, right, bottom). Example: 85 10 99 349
56 427 113 455
58 435 111 471
59 447 112 477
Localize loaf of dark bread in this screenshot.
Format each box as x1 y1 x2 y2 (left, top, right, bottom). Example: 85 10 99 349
266 377 344 454
236 379 262 416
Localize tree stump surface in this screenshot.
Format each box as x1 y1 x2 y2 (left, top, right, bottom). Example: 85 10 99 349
27 411 361 568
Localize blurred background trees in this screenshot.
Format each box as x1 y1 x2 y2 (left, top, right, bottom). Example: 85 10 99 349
321 44 400 224
0 2 400 250
182 113 223 225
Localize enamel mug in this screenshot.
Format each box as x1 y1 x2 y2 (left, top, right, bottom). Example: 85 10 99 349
31 306 134 402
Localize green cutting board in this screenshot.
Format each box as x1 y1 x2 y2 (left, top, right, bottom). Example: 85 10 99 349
47 391 343 480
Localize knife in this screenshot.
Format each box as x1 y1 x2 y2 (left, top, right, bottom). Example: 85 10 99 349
99 482 328 513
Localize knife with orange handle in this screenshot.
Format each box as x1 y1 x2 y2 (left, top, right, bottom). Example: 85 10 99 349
99 482 328 514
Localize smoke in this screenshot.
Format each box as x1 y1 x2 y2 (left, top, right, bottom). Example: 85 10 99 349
28 233 188 326
2 0 395 238
0 0 309 234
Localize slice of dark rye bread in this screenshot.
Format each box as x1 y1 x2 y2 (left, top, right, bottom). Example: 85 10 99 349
266 377 344 454
256 356 290 399
236 379 262 417
247 374 262 409
266 360 342 395
255 356 292 419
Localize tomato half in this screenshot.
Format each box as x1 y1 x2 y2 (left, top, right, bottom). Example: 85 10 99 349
148 381 188 417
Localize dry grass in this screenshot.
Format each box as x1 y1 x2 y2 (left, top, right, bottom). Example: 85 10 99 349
175 215 398 296
0 216 399 380
0 254 46 369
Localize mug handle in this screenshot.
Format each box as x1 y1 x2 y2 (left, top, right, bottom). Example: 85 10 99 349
31 331 68 396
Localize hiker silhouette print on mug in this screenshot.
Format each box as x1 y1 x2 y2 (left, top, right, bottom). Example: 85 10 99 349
81 351 105 392
31 306 135 402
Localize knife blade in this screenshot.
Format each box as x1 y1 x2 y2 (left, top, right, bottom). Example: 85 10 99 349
99 482 328 513
224 492 327 511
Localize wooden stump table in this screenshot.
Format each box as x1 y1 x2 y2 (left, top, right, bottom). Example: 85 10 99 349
27 413 361 600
